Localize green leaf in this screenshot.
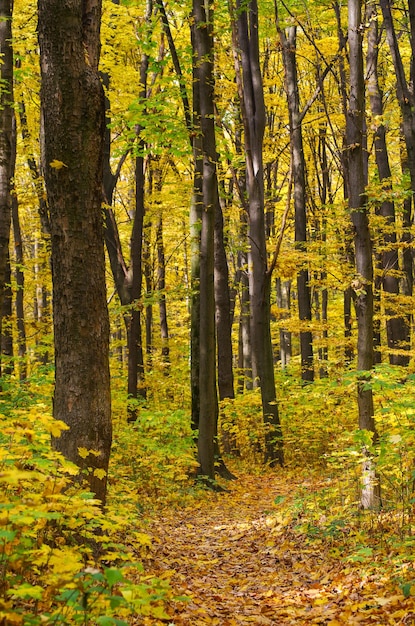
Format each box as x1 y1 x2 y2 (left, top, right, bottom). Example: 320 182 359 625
273 495 286 505
96 617 129 626
7 583 44 600
104 567 126 587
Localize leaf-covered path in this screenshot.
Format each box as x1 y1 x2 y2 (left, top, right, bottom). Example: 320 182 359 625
143 472 415 625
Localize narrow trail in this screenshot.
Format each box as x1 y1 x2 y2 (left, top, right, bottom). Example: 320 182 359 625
143 472 415 625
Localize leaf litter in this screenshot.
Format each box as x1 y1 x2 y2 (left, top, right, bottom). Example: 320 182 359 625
136 471 415 625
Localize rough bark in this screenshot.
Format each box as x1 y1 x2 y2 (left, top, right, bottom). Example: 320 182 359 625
347 0 380 509
0 0 13 358
191 0 218 480
38 0 112 505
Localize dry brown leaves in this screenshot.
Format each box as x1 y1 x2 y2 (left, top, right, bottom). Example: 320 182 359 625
139 472 415 625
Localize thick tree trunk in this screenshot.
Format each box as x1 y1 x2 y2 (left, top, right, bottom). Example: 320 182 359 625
38 0 112 505
0 0 13 360
347 0 380 509
191 0 218 480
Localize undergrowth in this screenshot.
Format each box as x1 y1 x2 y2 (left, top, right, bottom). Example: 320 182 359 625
2 359 415 622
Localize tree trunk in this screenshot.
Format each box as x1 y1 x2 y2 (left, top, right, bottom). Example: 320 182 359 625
0 0 14 362
366 2 410 365
12 188 26 380
233 0 283 466
38 0 112 505
276 278 291 369
191 0 218 480
347 0 380 509
278 23 314 382
156 216 170 369
1 254 13 376
143 220 153 365
237 252 252 391
215 196 235 401
380 0 414 314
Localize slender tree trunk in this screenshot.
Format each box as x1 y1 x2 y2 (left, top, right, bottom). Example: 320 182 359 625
278 23 314 382
143 220 153 365
276 278 291 369
215 196 235 401
38 0 112 505
12 188 26 380
127 1 152 421
156 216 170 369
380 0 414 315
1 254 12 375
347 0 380 509
233 0 283 466
366 2 409 365
333 0 355 365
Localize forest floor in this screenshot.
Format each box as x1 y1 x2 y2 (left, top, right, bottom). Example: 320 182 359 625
137 470 415 625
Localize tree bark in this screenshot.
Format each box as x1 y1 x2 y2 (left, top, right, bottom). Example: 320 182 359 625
366 2 410 365
278 23 314 382
380 0 414 308
347 0 380 509
0 0 14 362
215 196 235 401
38 0 112 505
233 0 283 466
191 0 218 480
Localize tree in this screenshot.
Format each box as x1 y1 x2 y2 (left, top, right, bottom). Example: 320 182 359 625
366 1 409 365
277 17 314 382
346 0 380 509
0 0 14 375
191 0 218 480
232 0 283 466
38 0 112 505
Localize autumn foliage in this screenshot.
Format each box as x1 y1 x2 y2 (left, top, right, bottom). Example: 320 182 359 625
2 0 415 624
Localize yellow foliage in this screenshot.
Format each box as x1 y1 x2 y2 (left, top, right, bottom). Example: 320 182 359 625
49 159 68 169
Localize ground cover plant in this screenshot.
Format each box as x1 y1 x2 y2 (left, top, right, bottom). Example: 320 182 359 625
2 361 415 624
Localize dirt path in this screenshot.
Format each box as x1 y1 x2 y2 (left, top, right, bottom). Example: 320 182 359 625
143 472 415 625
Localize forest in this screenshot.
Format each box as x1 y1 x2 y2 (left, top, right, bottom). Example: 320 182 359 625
2 0 415 623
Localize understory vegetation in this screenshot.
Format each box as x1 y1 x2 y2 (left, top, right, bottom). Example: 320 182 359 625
2 358 415 624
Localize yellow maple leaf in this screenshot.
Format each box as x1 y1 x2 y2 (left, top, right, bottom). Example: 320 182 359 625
49 159 68 169
93 468 107 480
78 447 89 459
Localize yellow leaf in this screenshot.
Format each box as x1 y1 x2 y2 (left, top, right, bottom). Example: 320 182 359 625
93 468 107 480
49 420 69 438
78 447 89 459
49 159 68 169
